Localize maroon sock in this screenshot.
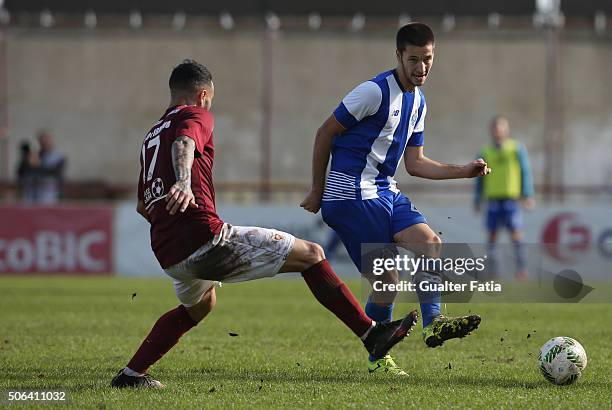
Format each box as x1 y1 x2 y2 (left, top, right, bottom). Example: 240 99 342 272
301 259 373 337
126 304 197 374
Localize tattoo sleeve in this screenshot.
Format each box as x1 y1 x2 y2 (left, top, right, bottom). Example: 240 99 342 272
171 136 196 188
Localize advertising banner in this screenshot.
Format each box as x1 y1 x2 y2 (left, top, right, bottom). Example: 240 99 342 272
3 202 608 279
0 206 113 274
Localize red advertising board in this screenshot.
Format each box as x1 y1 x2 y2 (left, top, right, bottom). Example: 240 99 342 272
0 206 113 274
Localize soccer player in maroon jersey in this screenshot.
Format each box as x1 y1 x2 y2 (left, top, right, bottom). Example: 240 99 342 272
111 60 419 388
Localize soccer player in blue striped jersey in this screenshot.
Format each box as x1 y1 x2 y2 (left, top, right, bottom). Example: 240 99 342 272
301 23 489 375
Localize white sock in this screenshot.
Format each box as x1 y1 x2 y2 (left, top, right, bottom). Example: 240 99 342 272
123 367 144 377
360 321 376 341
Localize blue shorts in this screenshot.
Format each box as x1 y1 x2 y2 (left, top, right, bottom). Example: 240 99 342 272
486 199 522 232
321 191 427 271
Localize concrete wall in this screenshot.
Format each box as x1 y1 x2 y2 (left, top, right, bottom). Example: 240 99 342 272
5 28 612 188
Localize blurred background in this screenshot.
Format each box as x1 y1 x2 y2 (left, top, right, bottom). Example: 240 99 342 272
0 0 610 277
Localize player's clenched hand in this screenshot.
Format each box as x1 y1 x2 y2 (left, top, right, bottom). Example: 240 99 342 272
300 189 323 214
464 158 491 178
165 180 198 215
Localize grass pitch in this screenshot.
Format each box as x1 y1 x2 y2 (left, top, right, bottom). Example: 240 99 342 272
1 276 610 409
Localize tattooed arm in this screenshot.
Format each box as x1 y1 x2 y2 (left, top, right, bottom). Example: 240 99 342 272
165 135 198 215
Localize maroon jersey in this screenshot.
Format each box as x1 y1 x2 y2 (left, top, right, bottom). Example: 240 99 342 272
138 105 224 268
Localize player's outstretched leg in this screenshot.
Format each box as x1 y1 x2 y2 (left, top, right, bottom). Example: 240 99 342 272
416 265 482 347
394 223 482 348
111 286 216 388
280 239 418 362
414 264 482 348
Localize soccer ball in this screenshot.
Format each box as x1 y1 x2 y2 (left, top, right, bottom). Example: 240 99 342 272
538 336 587 385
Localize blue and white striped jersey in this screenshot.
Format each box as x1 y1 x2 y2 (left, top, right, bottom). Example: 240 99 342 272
323 69 426 201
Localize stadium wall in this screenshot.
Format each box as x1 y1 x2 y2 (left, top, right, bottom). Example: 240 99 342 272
5 29 612 188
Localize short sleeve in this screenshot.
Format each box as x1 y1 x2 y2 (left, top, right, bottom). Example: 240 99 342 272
333 81 382 129
408 93 427 147
407 131 424 147
413 96 427 133
175 109 214 156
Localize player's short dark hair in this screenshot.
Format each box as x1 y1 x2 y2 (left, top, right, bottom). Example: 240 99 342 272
169 59 212 95
396 23 435 52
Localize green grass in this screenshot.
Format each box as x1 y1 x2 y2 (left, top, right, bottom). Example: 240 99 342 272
1 276 611 409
